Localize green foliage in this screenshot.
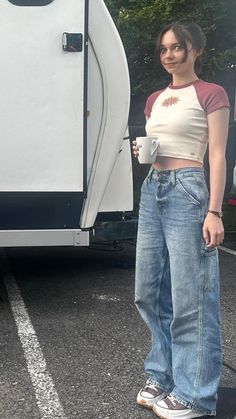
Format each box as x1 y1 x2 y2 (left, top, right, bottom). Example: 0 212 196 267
104 0 236 96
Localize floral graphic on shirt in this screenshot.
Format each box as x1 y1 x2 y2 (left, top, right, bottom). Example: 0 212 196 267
162 96 180 107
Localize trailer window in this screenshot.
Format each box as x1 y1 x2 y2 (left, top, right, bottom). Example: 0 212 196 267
8 0 54 5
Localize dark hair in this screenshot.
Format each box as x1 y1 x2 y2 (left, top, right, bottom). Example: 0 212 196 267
155 22 206 74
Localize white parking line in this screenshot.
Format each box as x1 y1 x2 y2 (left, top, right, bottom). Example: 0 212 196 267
219 245 236 256
3 268 67 419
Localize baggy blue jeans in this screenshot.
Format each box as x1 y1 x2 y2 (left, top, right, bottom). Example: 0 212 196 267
135 167 221 416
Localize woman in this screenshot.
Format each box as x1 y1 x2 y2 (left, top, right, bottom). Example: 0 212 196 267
133 22 230 419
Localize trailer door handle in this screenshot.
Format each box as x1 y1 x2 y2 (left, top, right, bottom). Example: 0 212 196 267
62 33 83 52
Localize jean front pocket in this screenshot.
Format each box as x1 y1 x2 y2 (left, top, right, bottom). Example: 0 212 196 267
176 174 208 207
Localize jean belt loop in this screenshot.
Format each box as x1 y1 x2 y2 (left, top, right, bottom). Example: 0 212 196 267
172 170 176 185
148 167 154 182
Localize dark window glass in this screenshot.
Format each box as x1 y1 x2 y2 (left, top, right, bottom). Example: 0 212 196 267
8 0 54 6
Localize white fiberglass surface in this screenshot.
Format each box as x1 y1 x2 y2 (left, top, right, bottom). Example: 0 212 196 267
80 0 131 227
87 41 104 180
0 0 85 191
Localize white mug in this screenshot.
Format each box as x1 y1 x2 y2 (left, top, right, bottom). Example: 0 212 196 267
136 136 159 164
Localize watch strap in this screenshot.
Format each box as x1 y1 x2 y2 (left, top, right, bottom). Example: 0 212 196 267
208 210 223 218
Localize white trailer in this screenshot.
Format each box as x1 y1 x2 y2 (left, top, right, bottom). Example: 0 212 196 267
0 0 136 246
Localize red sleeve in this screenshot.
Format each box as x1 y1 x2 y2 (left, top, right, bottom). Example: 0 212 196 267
195 81 230 115
144 90 163 118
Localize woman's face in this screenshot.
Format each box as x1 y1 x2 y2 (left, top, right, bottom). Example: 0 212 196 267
159 30 199 76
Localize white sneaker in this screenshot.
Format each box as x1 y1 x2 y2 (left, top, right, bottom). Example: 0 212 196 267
137 381 167 409
153 395 205 418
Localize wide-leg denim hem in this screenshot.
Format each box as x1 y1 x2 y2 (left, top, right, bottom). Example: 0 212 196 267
170 392 216 416
147 376 173 394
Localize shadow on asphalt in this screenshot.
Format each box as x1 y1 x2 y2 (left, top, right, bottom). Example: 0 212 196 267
216 387 236 418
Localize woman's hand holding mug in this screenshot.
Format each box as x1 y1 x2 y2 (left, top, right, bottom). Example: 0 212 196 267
132 140 139 158
132 136 159 164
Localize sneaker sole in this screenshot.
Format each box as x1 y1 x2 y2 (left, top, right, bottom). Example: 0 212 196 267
153 403 204 419
137 399 154 409
153 405 168 419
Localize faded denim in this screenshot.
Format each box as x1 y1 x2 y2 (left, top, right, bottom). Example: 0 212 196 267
135 167 221 416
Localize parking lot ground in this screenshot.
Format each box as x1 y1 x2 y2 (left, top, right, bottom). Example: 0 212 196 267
0 242 235 419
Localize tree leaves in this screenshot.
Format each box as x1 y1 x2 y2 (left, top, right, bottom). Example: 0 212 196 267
105 0 236 96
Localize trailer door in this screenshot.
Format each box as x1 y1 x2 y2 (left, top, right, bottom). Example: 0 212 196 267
0 0 88 229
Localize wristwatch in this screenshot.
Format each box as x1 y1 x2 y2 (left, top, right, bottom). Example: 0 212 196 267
208 209 223 218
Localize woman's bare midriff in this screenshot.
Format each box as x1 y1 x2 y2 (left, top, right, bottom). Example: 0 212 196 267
152 156 202 171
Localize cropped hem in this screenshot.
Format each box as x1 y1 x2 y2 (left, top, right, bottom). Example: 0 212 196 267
154 152 203 164
170 392 216 416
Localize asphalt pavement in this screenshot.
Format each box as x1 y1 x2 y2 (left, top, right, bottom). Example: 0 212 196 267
0 241 235 419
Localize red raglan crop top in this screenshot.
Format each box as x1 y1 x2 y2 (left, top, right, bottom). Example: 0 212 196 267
144 79 230 163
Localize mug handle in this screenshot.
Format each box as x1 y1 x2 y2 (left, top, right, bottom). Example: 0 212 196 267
151 140 158 156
